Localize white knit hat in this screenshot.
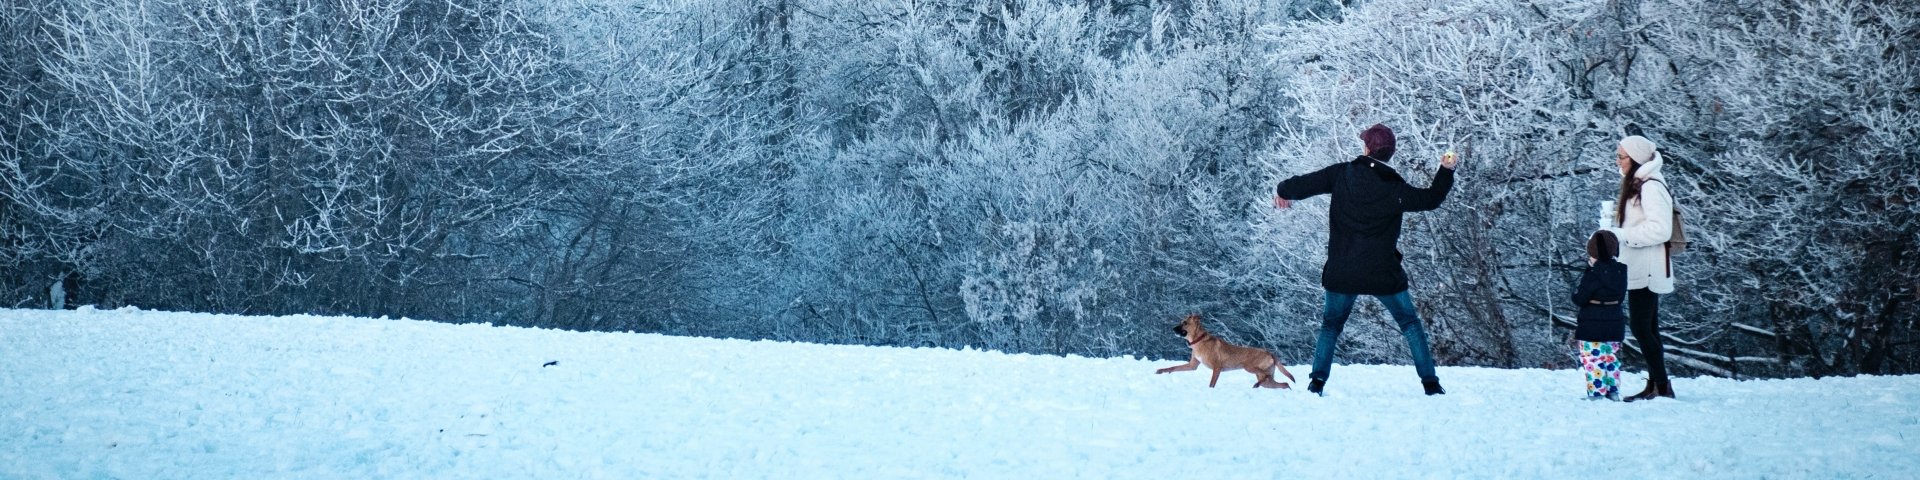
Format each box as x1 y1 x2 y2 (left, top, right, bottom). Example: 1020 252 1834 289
1620 135 1658 165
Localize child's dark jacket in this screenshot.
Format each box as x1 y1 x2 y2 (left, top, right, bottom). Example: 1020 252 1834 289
1573 258 1628 342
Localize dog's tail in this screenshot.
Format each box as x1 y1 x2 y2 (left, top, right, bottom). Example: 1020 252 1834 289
1273 354 1297 383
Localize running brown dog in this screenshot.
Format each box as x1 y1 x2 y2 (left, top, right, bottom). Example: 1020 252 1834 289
1155 314 1295 389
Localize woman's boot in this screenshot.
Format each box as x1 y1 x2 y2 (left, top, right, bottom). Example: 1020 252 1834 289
1656 379 1676 399
1624 380 1661 402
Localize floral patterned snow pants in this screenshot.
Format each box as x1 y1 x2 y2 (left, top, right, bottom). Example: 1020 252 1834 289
1580 341 1622 400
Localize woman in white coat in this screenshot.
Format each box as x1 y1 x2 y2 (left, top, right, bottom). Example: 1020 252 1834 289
1608 135 1677 401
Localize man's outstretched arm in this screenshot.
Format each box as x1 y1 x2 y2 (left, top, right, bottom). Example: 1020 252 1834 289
1275 163 1340 208
1402 153 1458 212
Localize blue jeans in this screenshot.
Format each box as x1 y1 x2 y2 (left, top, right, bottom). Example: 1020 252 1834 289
1309 290 1439 383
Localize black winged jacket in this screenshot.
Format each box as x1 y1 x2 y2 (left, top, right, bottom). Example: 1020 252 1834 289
1275 156 1455 295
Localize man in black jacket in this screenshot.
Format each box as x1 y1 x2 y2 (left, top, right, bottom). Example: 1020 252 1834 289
1273 124 1457 396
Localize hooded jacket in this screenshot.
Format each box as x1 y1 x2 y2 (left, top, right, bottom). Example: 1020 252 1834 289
1572 258 1628 342
1276 156 1455 295
1607 154 1677 294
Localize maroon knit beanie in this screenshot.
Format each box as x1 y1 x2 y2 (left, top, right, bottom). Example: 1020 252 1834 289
1360 124 1396 161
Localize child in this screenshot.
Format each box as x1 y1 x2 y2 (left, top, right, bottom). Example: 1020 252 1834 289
1573 230 1628 400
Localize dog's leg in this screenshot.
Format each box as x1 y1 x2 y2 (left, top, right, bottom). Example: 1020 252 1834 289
1156 359 1199 374
1246 353 1288 389
1260 375 1291 389
1250 367 1289 389
1208 368 1222 388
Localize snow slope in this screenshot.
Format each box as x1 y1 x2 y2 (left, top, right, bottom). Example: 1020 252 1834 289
3 307 1916 479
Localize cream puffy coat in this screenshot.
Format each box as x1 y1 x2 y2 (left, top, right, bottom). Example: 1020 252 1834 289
1607 155 1676 294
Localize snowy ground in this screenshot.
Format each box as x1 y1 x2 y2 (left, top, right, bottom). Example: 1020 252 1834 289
3 307 1916 479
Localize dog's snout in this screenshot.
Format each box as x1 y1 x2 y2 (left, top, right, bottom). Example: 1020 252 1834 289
1172 325 1187 336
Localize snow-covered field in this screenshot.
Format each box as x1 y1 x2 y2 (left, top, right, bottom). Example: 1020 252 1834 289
3 307 1916 479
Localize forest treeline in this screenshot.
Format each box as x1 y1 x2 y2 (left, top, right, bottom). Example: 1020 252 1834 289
4 0 1914 377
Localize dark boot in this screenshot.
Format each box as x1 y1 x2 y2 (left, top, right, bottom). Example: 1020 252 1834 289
1624 379 1664 402
1422 379 1445 396
1656 379 1676 399
1307 379 1325 396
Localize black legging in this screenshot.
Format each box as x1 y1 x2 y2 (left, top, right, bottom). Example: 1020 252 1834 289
1628 288 1667 382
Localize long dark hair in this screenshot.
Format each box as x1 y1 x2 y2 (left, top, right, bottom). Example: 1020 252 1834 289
1615 160 1643 228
